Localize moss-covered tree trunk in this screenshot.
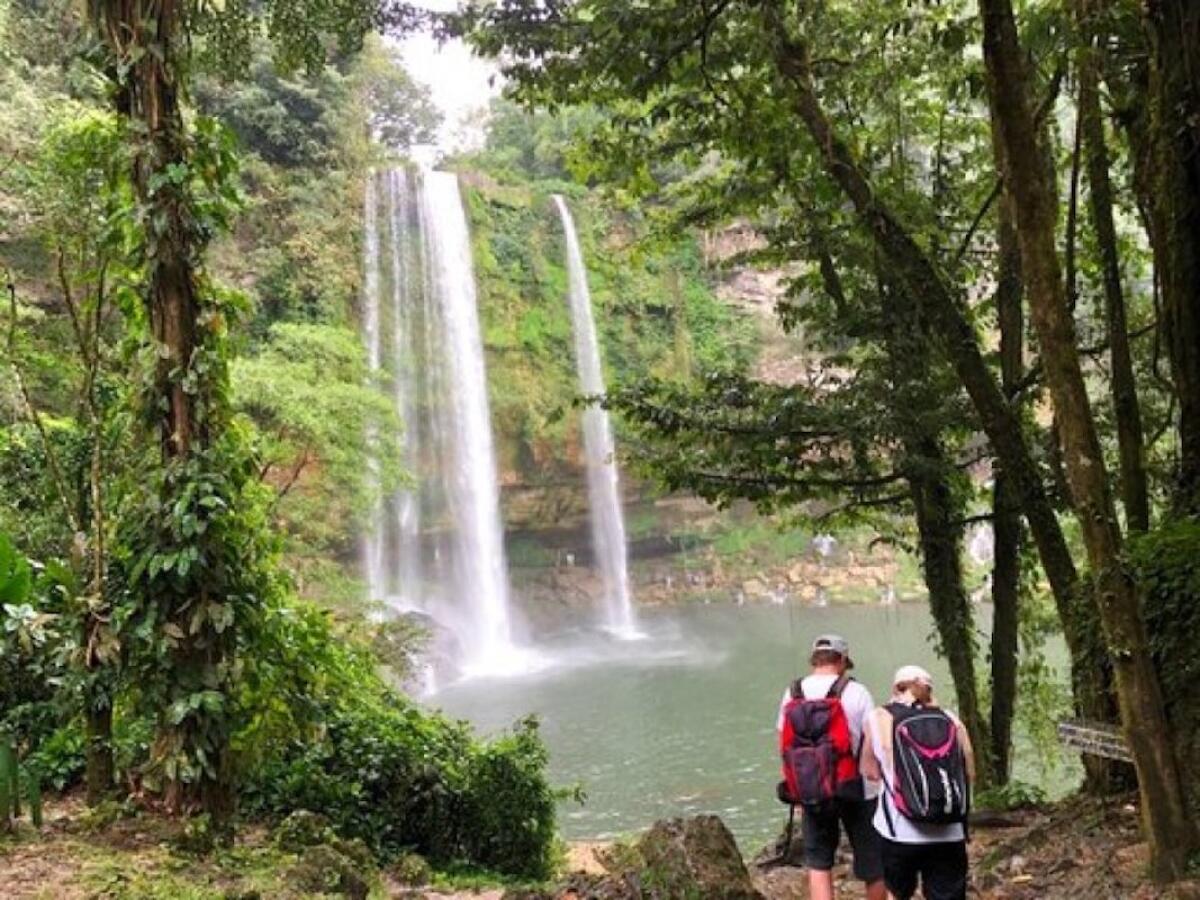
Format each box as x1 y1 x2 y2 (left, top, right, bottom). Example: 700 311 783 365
908 453 994 787
989 197 1022 784
1142 0 1200 825
878 271 995 788
981 0 1196 879
1077 0 1150 534
1146 0 1200 516
91 0 231 821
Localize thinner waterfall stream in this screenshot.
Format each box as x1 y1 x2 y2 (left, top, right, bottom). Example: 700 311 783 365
553 195 639 638
360 171 638 681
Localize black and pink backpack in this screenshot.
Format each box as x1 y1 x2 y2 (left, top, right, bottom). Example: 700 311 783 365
881 702 969 834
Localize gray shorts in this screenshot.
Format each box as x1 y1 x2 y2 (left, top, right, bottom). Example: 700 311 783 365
801 798 884 882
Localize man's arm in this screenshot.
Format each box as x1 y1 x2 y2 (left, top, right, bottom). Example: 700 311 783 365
852 683 875 746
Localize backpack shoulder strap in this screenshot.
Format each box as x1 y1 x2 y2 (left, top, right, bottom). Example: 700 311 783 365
789 678 805 700
872 707 898 838
826 673 853 699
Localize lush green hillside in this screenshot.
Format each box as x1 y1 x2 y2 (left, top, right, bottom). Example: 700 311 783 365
0 3 767 614
459 110 757 487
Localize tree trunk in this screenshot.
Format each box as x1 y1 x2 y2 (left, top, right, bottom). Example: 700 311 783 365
761 11 1113 752
82 436 113 801
94 0 198 460
1077 0 1151 533
981 0 1196 879
1146 0 1200 515
93 0 230 821
989 197 1022 784
85 703 114 806
909 451 994 788
877 268 995 788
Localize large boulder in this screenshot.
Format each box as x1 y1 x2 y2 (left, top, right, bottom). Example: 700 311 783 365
514 816 763 900
287 843 371 899
631 816 764 899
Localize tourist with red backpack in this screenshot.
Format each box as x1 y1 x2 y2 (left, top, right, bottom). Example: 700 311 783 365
860 665 975 900
776 634 886 900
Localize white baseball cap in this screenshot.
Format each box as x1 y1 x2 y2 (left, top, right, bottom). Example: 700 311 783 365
893 665 934 688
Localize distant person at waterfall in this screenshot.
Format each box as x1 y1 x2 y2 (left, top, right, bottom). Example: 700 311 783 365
777 634 885 900
860 665 974 900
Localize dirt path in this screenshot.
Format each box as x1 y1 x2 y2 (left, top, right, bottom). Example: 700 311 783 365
4 795 1198 899
747 795 1200 900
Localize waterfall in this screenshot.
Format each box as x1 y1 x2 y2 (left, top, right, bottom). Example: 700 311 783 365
421 170 520 672
386 169 423 612
360 174 388 606
553 195 639 637
362 167 534 679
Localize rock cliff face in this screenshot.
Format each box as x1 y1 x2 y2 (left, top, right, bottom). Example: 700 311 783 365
466 198 909 617
466 177 756 501
703 221 814 388
483 213 821 609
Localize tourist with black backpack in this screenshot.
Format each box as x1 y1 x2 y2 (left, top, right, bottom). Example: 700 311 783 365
776 634 886 900
860 665 975 900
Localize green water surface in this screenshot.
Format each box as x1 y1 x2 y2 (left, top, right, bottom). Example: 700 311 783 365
432 603 1078 848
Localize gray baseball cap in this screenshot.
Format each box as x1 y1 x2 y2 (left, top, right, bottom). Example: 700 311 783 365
812 633 854 667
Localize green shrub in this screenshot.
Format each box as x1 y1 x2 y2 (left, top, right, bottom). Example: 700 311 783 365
459 716 558 880
273 809 334 851
0 535 69 817
1128 516 1200 815
23 725 85 791
974 779 1046 811
389 852 432 886
239 602 557 879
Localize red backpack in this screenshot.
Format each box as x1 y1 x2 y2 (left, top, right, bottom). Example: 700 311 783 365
779 674 863 808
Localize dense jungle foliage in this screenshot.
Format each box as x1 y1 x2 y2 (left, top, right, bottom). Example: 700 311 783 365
466 0 1200 882
0 0 568 879
1 0 1199 890
0 0 760 881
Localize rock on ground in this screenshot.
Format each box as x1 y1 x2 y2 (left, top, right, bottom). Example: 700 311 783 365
493 815 763 900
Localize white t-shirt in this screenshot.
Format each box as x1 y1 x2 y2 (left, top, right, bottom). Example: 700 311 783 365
865 704 966 843
776 673 879 800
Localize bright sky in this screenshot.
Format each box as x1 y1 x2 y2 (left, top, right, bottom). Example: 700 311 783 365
396 1 501 156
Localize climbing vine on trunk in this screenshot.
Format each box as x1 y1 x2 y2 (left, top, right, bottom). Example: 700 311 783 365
85 0 389 821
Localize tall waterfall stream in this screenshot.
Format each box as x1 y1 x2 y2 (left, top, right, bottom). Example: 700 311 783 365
553 195 640 638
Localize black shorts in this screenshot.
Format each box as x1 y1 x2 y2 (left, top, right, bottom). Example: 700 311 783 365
881 838 968 900
800 798 883 882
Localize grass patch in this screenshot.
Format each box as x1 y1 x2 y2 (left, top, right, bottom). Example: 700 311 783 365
710 520 808 564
